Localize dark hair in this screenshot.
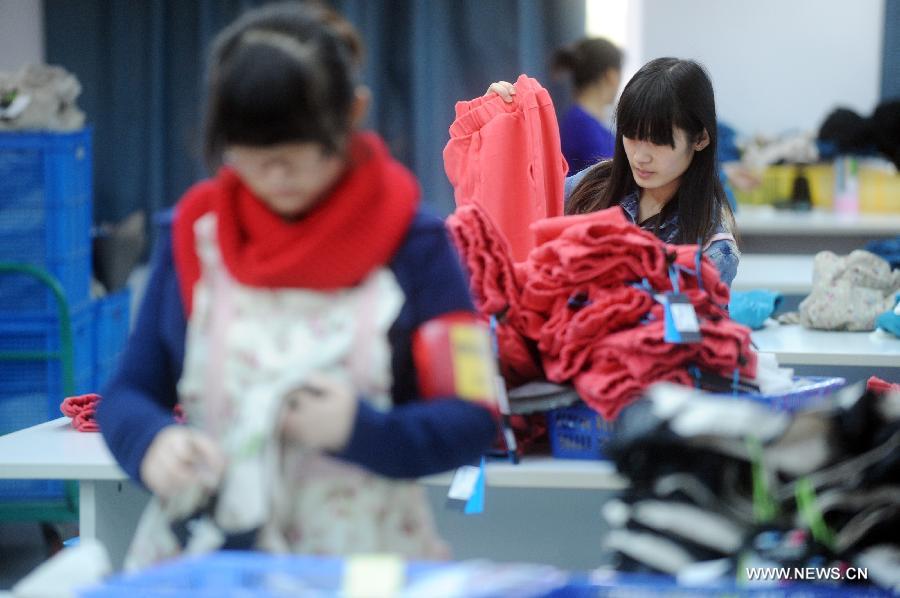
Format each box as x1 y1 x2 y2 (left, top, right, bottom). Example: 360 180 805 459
566 57 734 246
552 37 623 92
202 2 362 170
871 100 900 170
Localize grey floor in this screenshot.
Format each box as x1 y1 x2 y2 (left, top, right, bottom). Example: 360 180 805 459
0 522 77 590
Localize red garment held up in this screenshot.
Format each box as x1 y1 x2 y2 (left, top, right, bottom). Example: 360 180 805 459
444 75 568 263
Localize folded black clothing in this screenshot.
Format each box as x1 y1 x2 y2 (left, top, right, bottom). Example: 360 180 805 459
605 529 702 575
607 430 756 500
833 389 900 457
777 431 900 501
652 472 756 526
833 503 900 555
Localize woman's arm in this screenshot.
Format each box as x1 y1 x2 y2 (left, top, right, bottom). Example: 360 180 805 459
704 238 740 287
333 211 498 478
96 234 186 484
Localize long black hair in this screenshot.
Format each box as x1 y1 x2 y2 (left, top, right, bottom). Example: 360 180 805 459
566 58 734 246
202 2 363 171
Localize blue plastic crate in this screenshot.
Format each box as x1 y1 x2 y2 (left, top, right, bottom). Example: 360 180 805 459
0 129 93 311
82 552 575 597
0 251 91 316
738 376 846 412
93 289 131 390
0 304 93 502
0 304 94 421
548 377 847 461
548 401 614 461
581 571 894 597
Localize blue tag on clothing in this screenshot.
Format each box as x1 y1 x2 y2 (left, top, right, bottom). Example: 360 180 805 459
464 457 486 515
446 458 486 514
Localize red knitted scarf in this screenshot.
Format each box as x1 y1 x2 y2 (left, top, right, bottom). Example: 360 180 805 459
173 132 419 314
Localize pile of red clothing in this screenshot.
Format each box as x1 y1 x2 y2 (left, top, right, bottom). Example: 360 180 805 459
60 393 101 432
447 204 757 420
60 394 186 432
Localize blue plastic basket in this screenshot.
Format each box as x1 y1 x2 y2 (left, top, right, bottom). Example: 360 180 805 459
0 303 94 399
0 304 93 502
579 571 894 597
738 376 846 412
83 552 576 598
548 377 847 461
548 401 614 461
0 129 92 312
93 289 131 390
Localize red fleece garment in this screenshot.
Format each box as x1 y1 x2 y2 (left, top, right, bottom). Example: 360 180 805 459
671 244 731 306
61 394 101 431
73 405 99 433
60 393 99 419
60 394 100 432
62 393 188 432
494 323 544 385
444 75 567 262
867 376 900 394
576 367 693 421
445 204 542 384
539 287 657 381
173 132 419 314
569 314 756 418
445 204 524 317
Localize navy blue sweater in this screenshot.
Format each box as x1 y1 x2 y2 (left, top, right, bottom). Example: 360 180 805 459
97 209 497 486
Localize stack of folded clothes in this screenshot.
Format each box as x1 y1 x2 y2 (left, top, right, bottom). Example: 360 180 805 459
778 249 900 332
446 203 756 419
601 382 900 593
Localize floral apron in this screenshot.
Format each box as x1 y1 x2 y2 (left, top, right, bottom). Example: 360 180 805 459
125 213 447 569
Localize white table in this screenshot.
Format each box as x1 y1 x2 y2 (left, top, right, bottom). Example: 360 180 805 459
736 206 900 236
0 418 150 570
0 418 625 569
735 206 900 255
421 457 624 490
751 324 900 367
731 254 814 294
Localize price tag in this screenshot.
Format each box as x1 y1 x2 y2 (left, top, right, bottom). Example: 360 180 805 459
446 458 486 514
663 294 702 343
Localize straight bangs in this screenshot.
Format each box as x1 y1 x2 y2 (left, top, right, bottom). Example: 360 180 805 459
616 74 689 148
208 42 352 155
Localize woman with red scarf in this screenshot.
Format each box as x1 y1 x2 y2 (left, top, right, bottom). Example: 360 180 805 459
97 3 495 567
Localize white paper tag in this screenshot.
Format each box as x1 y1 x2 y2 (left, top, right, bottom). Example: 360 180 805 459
447 465 480 501
670 302 700 333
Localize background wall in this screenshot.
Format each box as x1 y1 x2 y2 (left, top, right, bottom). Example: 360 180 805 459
0 0 43 71
638 0 886 136
41 0 584 222
1 0 894 218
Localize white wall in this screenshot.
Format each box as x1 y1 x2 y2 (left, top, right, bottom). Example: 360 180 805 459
638 0 885 136
0 0 44 72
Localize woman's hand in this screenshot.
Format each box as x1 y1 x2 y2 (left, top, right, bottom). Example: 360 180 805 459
485 80 516 103
279 372 358 452
140 426 225 499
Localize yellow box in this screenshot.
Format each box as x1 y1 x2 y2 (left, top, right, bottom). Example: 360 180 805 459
859 166 900 213
805 163 835 209
732 165 791 205
733 164 833 207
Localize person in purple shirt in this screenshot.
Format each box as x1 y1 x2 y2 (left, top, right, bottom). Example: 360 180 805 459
553 37 623 175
